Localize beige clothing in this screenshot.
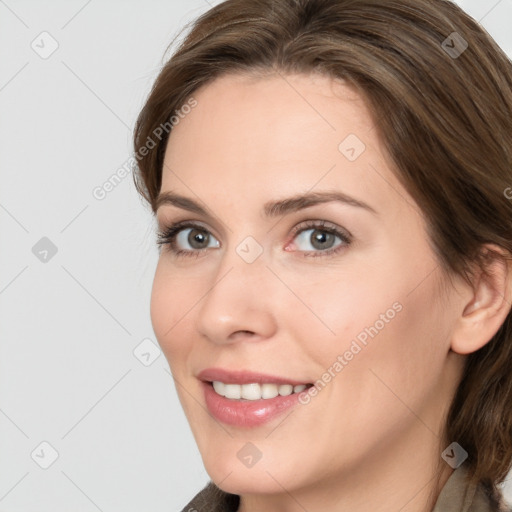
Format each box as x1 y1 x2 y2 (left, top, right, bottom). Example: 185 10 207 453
181 465 512 512
432 465 511 512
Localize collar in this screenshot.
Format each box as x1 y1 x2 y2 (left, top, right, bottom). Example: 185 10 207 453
432 464 508 512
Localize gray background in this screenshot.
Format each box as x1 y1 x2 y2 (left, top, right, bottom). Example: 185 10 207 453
0 1 511 510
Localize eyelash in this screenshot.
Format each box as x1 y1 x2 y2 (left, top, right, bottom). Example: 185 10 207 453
156 220 352 259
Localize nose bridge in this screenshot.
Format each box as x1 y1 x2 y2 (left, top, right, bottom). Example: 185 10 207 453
195 238 277 343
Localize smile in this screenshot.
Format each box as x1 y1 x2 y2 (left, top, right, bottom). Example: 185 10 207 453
197 368 315 427
212 381 309 400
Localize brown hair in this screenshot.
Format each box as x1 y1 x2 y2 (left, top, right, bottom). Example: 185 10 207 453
133 0 512 507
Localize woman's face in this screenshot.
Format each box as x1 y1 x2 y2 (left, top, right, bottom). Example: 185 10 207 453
151 72 466 497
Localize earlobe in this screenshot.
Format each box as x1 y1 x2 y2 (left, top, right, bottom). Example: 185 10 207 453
450 245 512 355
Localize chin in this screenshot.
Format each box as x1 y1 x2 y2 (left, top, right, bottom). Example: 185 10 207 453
200 446 306 496
209 466 292 496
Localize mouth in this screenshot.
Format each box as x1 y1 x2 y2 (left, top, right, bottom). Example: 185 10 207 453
197 368 315 427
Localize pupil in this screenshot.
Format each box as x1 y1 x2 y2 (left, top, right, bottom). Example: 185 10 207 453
312 230 333 250
190 229 207 248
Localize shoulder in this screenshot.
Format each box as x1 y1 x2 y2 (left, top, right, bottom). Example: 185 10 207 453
180 481 240 512
481 485 512 512
433 466 512 512
467 470 512 512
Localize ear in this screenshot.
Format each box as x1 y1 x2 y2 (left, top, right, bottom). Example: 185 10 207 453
450 244 512 355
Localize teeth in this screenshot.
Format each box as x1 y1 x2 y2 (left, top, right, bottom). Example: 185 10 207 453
279 384 293 396
212 381 309 400
212 381 225 395
224 383 241 399
261 383 279 399
241 383 261 400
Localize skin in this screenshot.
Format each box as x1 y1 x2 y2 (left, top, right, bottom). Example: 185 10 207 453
150 72 512 512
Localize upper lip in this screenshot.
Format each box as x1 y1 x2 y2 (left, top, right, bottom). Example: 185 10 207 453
197 367 311 386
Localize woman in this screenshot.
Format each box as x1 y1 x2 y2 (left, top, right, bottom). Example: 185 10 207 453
132 0 512 510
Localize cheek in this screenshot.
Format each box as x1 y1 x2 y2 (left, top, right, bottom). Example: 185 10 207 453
297 258 449 392
150 261 194 363
336 271 450 412
289 268 397 362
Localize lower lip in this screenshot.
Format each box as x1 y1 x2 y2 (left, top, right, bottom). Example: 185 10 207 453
202 381 304 427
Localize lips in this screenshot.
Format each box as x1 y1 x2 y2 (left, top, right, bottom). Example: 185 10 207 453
197 367 313 427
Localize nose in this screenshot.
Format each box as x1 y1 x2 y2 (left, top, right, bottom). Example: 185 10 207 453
195 244 278 345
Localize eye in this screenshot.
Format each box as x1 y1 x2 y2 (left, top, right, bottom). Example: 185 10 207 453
157 219 352 259
294 228 341 251
174 226 219 250
157 221 219 258
287 220 351 257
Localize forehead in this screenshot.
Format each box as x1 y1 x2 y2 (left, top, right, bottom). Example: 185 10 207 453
161 72 412 219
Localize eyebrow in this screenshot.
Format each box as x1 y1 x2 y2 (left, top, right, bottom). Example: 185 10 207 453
155 190 378 218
